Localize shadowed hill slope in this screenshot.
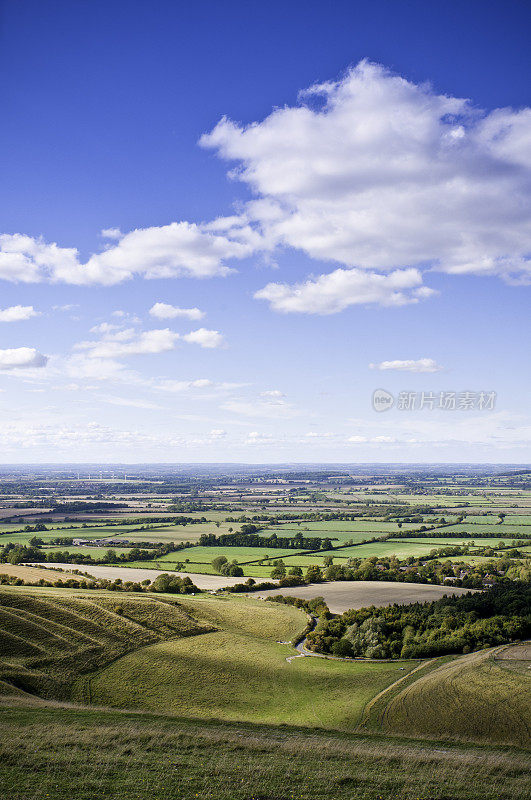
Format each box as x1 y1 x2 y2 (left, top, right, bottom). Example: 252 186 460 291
0 589 215 699
373 641 531 747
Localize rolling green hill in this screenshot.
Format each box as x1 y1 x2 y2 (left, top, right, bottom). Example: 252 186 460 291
0 585 530 800
77 594 407 728
0 589 215 699
365 641 531 748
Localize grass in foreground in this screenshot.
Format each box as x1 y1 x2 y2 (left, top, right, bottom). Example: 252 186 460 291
0 705 529 800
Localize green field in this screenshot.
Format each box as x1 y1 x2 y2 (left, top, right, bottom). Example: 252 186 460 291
430 523 530 537
115 533 528 575
160 545 299 564
345 492 531 507
395 535 527 547
268 543 435 568
41 545 132 558
121 560 277 577
0 522 174 546
466 515 531 525
271 520 424 532
122 521 237 544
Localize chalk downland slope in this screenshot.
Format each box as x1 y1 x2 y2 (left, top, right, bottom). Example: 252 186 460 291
75 595 411 728
377 641 531 748
0 589 215 700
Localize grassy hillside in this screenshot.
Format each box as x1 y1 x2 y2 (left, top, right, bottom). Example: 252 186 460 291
0 587 407 729
373 642 531 747
75 595 408 728
0 588 215 699
0 705 529 800
1 585 530 751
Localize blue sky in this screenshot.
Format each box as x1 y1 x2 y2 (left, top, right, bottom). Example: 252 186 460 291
0 0 529 462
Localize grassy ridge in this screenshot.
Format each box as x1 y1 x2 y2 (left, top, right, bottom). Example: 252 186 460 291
1 586 530 752
0 589 215 699
377 643 531 747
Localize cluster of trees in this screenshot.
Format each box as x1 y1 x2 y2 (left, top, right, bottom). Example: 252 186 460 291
309 554 529 589
167 501 212 512
199 531 333 551
266 594 330 617
22 523 48 533
306 581 531 659
149 573 199 593
28 536 75 547
211 556 244 577
226 579 276 593
265 559 324 584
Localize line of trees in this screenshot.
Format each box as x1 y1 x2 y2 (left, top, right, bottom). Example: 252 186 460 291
0 570 198 594
0 541 189 566
199 531 333 551
391 529 531 540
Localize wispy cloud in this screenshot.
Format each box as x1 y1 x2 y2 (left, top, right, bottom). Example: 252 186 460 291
370 358 444 373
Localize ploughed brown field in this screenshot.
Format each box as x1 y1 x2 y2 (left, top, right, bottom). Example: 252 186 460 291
255 580 477 613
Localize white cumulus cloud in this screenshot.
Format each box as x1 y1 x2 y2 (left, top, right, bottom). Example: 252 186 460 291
0 222 252 285
0 305 39 322
0 347 48 369
182 328 225 348
2 58 530 322
202 60 531 285
254 267 431 314
149 302 205 320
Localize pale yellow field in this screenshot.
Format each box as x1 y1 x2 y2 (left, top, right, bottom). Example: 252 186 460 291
0 563 69 582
